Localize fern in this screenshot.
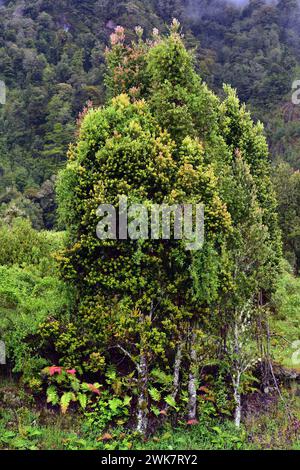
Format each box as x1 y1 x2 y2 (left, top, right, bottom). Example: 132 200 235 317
60 392 75 414
165 395 179 411
151 405 161 417
108 398 123 413
46 386 59 406
78 393 87 410
151 369 173 387
149 387 161 402
123 395 132 407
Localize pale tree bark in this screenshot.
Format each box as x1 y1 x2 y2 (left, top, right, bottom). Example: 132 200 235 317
172 342 183 402
136 349 149 434
230 305 255 429
233 372 241 428
113 343 149 435
164 341 183 413
135 305 152 435
188 330 198 421
233 319 242 428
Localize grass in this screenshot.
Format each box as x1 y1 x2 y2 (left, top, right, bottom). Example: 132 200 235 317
135 422 246 450
243 392 300 450
0 377 299 450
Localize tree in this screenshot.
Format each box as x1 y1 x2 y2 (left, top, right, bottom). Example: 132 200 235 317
272 161 300 272
56 26 232 432
220 153 272 427
50 23 281 433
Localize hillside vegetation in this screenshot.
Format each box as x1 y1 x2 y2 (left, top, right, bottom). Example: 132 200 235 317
0 0 300 451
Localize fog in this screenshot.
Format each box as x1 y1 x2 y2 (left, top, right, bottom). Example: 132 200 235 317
185 1 280 21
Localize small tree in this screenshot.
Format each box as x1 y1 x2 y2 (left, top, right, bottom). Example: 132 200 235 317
219 151 277 427
227 300 258 428
51 23 281 433
56 92 230 431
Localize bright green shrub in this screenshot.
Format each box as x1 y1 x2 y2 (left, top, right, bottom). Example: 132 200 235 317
0 264 73 382
41 25 281 432
0 218 65 272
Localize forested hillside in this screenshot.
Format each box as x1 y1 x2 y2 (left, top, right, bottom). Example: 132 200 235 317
1 1 300 221
0 0 300 452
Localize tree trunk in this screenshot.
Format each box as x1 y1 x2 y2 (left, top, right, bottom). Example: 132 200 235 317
188 330 198 421
233 373 241 428
172 342 183 402
136 350 148 434
164 342 183 414
233 319 242 428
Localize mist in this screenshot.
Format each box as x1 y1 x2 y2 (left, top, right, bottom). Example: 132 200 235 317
185 0 276 20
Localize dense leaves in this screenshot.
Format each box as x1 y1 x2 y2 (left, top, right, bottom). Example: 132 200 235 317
1 0 300 229
0 1 298 439
45 26 281 432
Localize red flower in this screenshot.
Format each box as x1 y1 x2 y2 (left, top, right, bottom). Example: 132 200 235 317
48 366 63 376
187 419 199 426
67 369 76 376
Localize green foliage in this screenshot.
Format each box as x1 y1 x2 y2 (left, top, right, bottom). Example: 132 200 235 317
0 218 73 381
47 23 281 433
136 416 246 451
149 387 161 403
272 161 300 271
0 218 65 269
83 390 132 435
164 395 179 411
46 385 59 406
271 262 300 366
52 31 240 435
0 2 291 440
43 367 101 414
1 377 299 450
0 264 72 374
1 0 300 228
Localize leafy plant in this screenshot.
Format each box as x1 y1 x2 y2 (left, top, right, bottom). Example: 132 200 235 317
43 367 101 414
83 389 132 435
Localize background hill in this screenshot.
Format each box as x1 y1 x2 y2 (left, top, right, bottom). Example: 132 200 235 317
1 0 300 228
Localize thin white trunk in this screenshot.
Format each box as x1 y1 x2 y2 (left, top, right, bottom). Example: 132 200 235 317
136 351 148 434
233 320 242 428
164 342 183 413
233 373 241 428
172 342 183 402
188 331 198 421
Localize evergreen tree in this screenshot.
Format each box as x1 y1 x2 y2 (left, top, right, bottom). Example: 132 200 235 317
51 25 280 431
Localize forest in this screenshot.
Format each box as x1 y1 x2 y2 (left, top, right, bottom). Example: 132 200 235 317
0 0 300 452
